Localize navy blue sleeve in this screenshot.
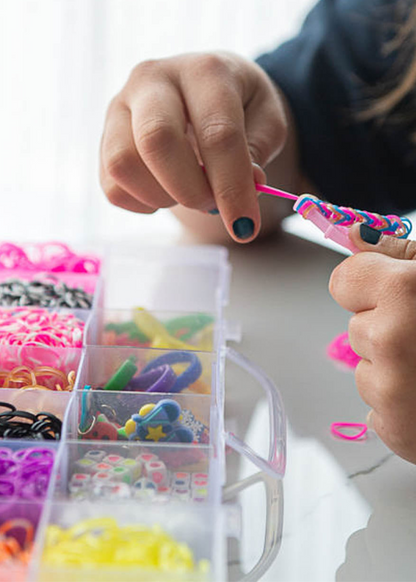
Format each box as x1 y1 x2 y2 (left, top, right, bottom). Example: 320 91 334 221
256 0 416 214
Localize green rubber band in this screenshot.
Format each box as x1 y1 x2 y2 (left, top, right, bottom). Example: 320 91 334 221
165 314 214 341
103 357 138 391
105 321 149 343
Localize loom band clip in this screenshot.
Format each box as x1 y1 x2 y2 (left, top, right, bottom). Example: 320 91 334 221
294 200 360 253
330 422 368 440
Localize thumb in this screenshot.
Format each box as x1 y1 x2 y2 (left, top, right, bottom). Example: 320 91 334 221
349 223 416 261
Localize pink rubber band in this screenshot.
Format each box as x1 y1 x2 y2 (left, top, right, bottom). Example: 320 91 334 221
327 331 361 369
0 242 101 274
330 422 368 440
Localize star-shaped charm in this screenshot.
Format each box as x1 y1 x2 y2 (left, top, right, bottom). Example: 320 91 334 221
145 425 166 442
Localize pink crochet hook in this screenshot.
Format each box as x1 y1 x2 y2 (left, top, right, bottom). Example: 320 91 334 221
255 183 298 201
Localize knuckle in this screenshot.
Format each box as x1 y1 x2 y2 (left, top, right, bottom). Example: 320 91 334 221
394 264 416 296
250 116 288 166
105 185 127 208
193 53 229 77
214 182 241 205
377 378 401 409
347 315 360 343
354 361 373 406
137 118 177 160
199 118 240 151
401 239 416 261
129 59 160 83
105 147 136 182
368 319 405 361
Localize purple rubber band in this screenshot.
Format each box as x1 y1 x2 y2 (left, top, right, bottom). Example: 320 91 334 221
141 351 202 393
125 364 177 393
0 478 16 497
14 447 54 461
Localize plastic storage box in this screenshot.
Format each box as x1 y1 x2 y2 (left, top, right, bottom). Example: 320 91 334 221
0 244 286 582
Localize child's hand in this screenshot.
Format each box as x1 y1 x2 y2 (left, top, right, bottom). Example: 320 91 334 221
99 52 288 242
329 224 416 464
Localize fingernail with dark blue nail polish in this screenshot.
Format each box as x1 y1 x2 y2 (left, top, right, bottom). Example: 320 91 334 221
233 217 254 240
360 224 381 245
208 208 219 215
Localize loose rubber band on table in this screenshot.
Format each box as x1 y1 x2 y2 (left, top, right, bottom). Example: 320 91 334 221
330 422 368 440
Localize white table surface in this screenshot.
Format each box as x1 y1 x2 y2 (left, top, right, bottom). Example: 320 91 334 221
221 229 416 582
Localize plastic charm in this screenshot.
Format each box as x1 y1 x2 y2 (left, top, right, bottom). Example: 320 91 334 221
120 400 194 443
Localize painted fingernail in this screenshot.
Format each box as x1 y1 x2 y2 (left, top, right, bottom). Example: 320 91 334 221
208 208 219 215
360 224 381 245
232 217 254 240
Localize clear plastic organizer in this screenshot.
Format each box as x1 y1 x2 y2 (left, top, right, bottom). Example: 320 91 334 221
0 244 286 582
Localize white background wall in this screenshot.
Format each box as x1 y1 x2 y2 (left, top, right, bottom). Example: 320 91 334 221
0 0 315 246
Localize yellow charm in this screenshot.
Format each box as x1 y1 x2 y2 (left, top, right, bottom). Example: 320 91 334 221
138 403 155 417
124 418 137 437
145 425 166 442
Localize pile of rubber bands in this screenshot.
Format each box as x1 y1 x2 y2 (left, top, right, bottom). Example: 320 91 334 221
0 308 84 350
0 307 84 375
42 518 209 576
0 242 100 274
0 519 33 578
0 366 75 391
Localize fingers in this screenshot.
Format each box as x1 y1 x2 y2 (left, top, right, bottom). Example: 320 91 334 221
100 181 157 214
178 56 259 241
101 101 174 209
126 64 214 212
243 73 287 168
348 311 375 360
356 370 416 463
349 223 416 261
179 55 287 242
329 252 389 312
101 53 288 243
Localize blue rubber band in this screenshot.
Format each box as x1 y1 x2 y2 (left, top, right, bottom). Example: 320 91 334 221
141 351 202 393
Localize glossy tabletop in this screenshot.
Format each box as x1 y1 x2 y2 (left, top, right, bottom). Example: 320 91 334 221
222 230 416 582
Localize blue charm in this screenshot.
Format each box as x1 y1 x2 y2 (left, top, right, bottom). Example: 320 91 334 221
122 399 194 443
